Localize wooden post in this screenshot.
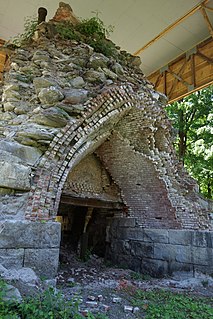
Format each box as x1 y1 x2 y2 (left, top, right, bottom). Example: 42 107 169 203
80 207 93 260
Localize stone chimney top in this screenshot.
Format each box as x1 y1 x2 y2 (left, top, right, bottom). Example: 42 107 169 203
51 2 79 25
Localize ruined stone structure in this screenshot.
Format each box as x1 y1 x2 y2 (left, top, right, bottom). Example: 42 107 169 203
0 3 212 278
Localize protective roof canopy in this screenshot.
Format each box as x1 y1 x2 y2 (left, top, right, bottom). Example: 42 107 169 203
0 0 212 75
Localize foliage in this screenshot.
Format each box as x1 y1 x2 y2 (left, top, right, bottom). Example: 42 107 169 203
166 86 213 198
0 279 108 319
12 16 38 46
55 21 81 41
75 16 105 38
132 289 213 319
55 14 117 58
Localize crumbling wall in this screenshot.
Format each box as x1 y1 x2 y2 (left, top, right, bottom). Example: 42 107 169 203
97 106 211 229
63 153 122 202
0 3 212 277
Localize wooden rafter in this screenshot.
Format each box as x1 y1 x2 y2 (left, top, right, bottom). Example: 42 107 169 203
133 0 209 56
167 60 188 97
197 50 213 64
204 4 213 12
200 5 213 37
148 37 213 103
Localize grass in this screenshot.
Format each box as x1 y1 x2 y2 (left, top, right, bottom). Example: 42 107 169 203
0 279 109 319
131 289 213 319
130 271 151 281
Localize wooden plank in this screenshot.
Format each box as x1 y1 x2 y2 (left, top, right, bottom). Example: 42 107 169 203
61 194 124 209
147 37 213 103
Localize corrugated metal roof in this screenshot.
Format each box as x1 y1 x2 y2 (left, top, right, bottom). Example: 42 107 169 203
0 0 212 75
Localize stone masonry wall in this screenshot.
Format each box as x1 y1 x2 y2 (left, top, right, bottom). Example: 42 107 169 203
0 221 60 278
0 8 211 227
0 3 212 278
107 218 213 277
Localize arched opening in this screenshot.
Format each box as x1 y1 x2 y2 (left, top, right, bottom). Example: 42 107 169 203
56 153 124 262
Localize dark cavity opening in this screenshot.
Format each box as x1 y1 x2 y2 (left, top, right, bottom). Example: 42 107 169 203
38 7 47 24
57 202 115 262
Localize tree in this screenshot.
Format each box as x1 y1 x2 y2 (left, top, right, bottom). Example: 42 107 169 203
166 86 213 199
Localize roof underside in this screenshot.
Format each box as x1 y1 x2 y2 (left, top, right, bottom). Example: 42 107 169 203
0 0 212 76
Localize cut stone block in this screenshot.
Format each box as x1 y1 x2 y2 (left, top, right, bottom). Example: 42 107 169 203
143 229 169 243
24 248 59 278
0 221 61 249
0 248 24 269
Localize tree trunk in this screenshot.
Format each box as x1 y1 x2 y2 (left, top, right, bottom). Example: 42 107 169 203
178 109 187 165
207 172 212 199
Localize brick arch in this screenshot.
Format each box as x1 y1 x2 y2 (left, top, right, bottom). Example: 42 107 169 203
25 85 139 220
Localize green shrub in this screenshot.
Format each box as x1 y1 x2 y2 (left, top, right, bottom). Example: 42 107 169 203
55 22 81 41
0 279 108 319
75 16 107 38
12 16 38 46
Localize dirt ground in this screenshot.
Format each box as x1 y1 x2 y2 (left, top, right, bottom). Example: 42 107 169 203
57 249 213 318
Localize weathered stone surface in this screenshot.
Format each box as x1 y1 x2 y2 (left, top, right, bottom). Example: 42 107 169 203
192 247 213 266
33 77 58 93
70 76 85 88
168 230 192 245
103 67 118 80
0 141 42 165
38 87 64 105
3 284 22 302
168 261 193 273
57 103 85 115
115 227 143 241
0 221 61 249
2 89 21 101
129 56 141 67
143 229 169 244
88 53 109 69
84 70 106 83
32 107 69 127
118 218 136 227
1 266 40 295
63 88 88 105
0 112 16 121
13 102 30 115
192 231 213 248
130 241 154 258
154 243 192 263
3 101 17 112
16 125 57 141
32 50 50 63
0 249 24 269
24 248 60 278
141 258 168 277
112 62 124 75
51 1 79 24
1 266 39 284
0 194 28 220
0 159 31 190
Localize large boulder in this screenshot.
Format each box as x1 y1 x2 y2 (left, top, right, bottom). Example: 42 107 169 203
0 264 40 296
38 87 64 105
0 141 42 165
0 151 31 191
